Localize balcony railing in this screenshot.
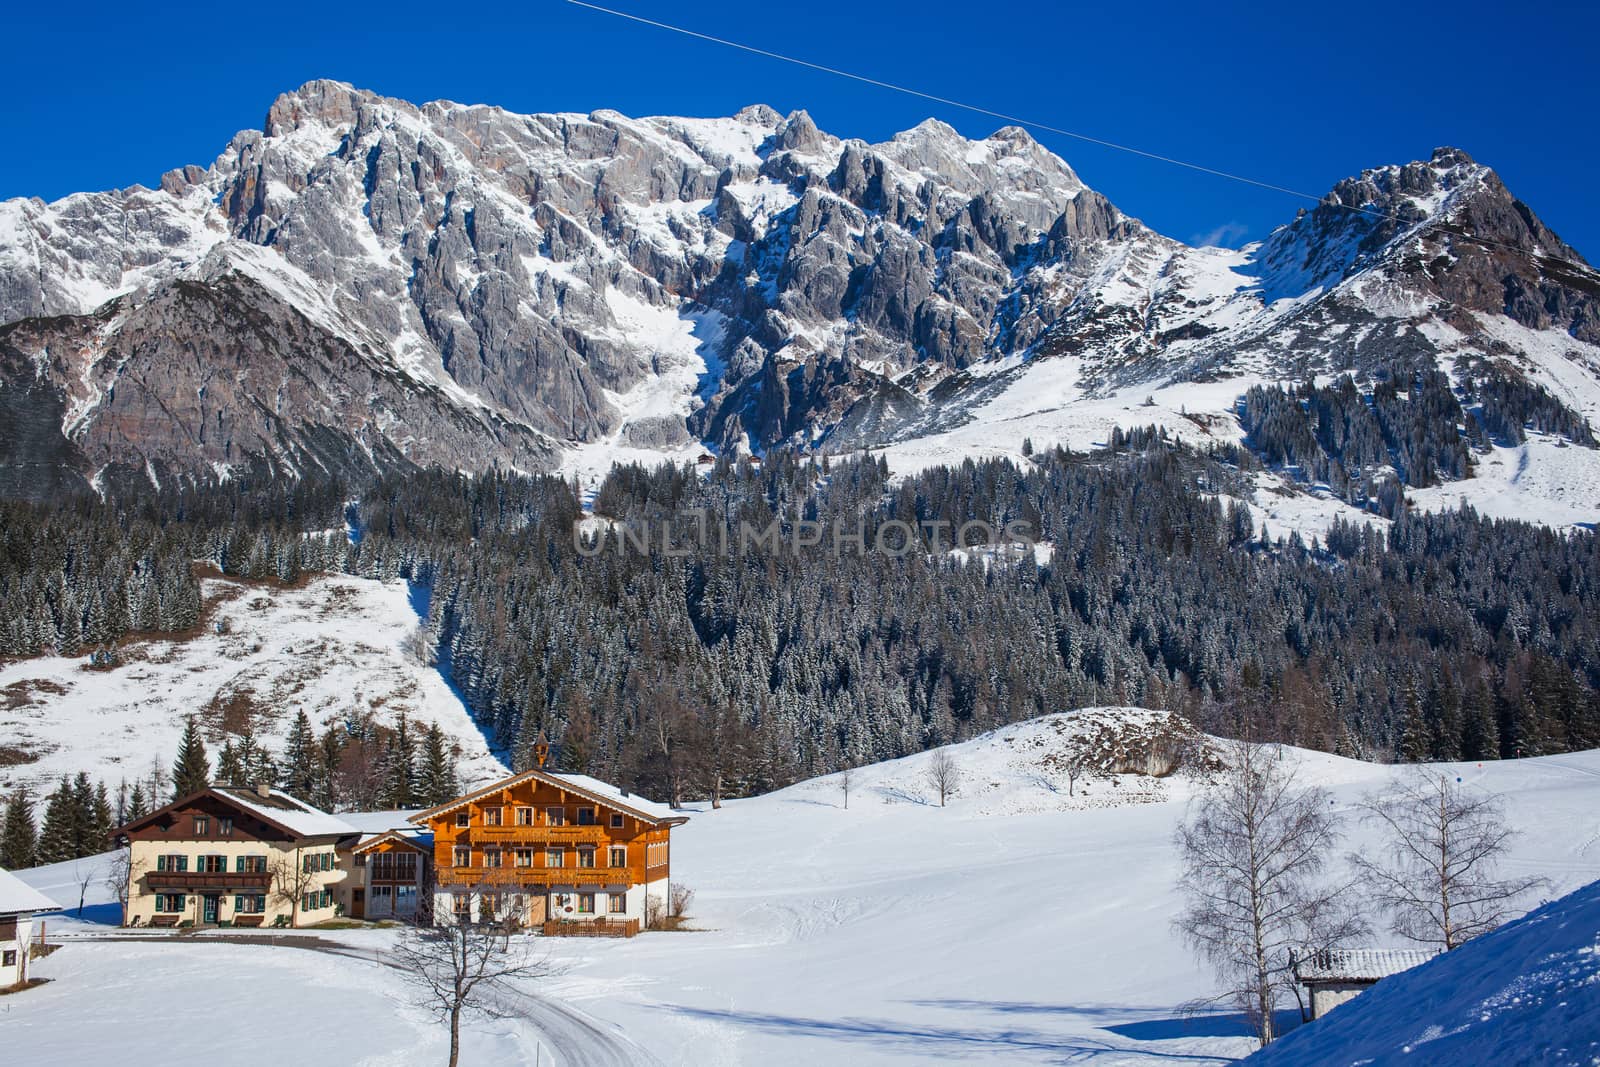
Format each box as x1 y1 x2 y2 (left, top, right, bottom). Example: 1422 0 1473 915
146 871 271 890
436 865 639 888
466 825 610 845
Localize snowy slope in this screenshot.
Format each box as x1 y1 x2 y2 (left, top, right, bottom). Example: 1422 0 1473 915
1245 879 1600 1066
0 573 505 799
13 709 1600 1066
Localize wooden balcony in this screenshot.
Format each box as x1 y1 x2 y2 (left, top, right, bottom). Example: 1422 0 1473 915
436 865 639 888
146 871 271 890
466 825 610 845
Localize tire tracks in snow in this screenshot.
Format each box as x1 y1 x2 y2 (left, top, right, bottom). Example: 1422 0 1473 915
67 933 661 1067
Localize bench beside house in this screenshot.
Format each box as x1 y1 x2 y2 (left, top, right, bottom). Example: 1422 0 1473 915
1292 948 1440 1018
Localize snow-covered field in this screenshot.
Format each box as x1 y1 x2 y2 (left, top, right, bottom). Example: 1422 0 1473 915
0 574 506 798
12 710 1600 1066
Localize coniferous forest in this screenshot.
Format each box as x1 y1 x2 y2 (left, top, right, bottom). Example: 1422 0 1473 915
2 430 1599 814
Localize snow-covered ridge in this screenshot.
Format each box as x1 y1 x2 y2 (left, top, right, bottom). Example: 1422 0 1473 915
0 573 505 799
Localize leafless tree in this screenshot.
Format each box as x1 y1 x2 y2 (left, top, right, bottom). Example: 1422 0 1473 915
402 624 438 668
268 849 320 925
1351 771 1548 950
390 909 563 1067
72 860 97 918
840 766 853 809
106 846 142 924
924 749 961 807
1063 753 1086 797
1175 739 1366 1047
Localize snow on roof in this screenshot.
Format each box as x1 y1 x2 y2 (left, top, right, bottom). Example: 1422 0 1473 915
546 772 683 824
1294 948 1440 983
0 866 59 915
213 786 356 838
339 809 425 835
352 827 434 853
413 768 685 826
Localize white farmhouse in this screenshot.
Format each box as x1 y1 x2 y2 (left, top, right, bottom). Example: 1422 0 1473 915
0 866 58 989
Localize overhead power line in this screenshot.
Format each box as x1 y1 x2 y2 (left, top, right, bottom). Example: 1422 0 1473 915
565 0 1593 273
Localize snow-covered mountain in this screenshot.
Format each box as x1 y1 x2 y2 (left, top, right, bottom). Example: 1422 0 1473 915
3 80 1599 521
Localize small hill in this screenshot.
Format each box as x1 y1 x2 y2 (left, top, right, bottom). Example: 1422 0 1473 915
0 573 505 798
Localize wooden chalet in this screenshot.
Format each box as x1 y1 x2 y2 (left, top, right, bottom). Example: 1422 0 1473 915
410 747 686 936
113 784 358 928
348 827 433 921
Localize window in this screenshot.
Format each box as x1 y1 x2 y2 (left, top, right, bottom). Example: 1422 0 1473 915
514 848 534 868
156 854 188 873
194 816 209 834
354 852 367 867
197 854 227 874
453 848 471 868
2 949 15 967
577 893 595 914
610 813 625 829
154 894 185 913
453 894 472 920
484 807 503 827
576 807 596 826
515 806 535 826
608 893 626 914
235 855 267 874
577 847 596 869
484 849 503 868
546 848 564 869
234 894 265 914
455 811 470 828
373 885 393 900
219 817 233 836
546 807 565 827
609 846 627 868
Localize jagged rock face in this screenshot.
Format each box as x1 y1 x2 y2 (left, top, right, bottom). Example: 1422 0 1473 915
1 83 1598 489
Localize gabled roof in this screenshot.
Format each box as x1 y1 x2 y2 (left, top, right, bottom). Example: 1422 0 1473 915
352 827 434 854
116 785 356 840
409 767 687 828
1294 948 1440 983
0 866 59 915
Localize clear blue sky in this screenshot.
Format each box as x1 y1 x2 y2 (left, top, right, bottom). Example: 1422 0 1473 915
6 1 1596 255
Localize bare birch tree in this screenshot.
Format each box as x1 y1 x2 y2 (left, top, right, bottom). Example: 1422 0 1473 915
268 849 319 926
924 750 960 807
1351 771 1547 950
389 908 563 1067
1175 739 1366 1046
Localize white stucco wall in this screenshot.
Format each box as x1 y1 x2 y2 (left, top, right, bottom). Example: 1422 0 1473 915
1 912 35 987
127 839 352 927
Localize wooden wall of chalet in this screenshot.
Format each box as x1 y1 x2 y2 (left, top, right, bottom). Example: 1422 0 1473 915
424 778 673 888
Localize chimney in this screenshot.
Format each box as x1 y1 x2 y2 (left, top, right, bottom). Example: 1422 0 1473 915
255 781 271 799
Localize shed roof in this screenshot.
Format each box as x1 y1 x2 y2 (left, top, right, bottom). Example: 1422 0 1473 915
1294 948 1440 983
0 866 59 915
